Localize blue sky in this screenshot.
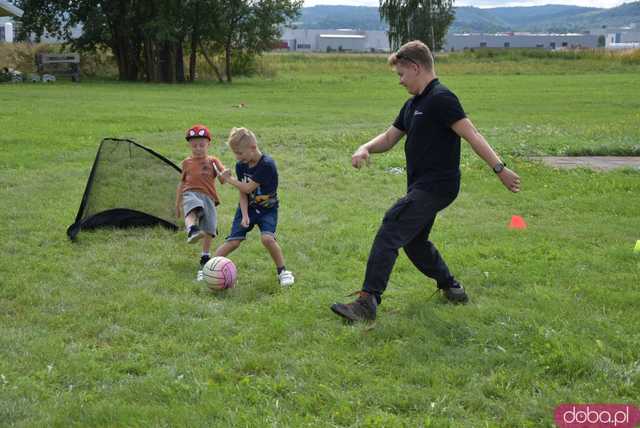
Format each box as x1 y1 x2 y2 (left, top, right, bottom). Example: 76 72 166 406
303 0 630 8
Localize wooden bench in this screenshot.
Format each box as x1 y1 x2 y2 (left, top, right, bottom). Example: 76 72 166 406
35 53 80 82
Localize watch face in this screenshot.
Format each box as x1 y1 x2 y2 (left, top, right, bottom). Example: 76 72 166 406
494 163 504 173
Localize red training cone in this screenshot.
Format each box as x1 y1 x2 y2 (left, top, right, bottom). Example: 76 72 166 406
508 215 527 230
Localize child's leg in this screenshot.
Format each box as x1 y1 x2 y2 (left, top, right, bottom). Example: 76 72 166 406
202 234 212 254
198 234 213 278
185 208 201 229
255 209 285 270
262 234 294 286
185 207 205 244
215 239 241 257
196 195 217 253
260 234 285 269
216 207 250 257
257 209 293 285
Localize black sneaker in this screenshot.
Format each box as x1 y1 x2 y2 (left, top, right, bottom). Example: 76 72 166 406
438 280 469 304
200 255 211 268
187 225 204 244
330 291 377 322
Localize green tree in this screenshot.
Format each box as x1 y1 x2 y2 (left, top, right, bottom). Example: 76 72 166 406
198 0 301 83
16 0 157 81
380 0 455 51
15 0 300 83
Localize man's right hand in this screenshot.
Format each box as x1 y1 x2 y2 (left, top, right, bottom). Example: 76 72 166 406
351 147 370 169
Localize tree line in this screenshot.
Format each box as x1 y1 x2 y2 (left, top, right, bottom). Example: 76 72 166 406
14 0 456 82
15 0 302 83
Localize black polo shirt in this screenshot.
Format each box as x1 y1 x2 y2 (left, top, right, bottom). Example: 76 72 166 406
393 78 466 193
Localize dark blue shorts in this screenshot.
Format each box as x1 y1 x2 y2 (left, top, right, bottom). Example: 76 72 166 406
225 206 278 241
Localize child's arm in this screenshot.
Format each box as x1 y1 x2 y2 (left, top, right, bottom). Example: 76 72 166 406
239 191 250 228
175 184 183 219
221 169 259 194
212 158 226 184
176 163 186 218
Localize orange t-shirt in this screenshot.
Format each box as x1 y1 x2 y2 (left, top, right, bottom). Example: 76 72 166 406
180 155 225 205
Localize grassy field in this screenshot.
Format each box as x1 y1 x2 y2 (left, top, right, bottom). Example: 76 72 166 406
1 52 639 427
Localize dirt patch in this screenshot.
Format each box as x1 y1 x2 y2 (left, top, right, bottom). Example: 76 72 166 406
530 156 640 171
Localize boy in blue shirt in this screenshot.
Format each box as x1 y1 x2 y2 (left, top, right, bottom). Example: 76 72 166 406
216 127 295 287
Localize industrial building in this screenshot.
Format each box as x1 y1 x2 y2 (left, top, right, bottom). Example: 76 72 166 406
443 33 599 51
280 29 390 52
606 31 640 49
280 29 613 53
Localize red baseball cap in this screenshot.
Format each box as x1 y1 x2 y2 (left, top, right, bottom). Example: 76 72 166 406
185 124 211 141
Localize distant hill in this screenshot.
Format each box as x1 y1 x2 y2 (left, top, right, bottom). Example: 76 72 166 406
294 5 387 31
528 1 640 32
451 7 511 33
296 2 640 33
452 5 601 32
490 5 599 27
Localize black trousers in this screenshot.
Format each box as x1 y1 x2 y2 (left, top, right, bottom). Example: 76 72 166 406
362 187 459 302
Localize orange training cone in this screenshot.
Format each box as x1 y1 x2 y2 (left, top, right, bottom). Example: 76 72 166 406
508 215 527 230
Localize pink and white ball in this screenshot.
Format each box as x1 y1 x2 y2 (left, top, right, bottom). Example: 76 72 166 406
202 257 237 290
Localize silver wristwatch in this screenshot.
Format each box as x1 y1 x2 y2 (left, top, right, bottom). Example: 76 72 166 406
493 161 506 174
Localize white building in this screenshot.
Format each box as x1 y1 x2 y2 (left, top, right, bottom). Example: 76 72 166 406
318 33 366 52
606 32 640 49
444 33 599 51
280 29 390 52
0 20 13 42
1 0 82 45
0 0 23 43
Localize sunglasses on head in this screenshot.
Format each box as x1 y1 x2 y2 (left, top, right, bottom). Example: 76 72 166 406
396 52 419 66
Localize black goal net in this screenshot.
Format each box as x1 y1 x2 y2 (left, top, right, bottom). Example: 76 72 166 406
67 138 181 241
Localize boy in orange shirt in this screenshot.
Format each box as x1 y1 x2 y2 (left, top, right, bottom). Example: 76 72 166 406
176 124 226 281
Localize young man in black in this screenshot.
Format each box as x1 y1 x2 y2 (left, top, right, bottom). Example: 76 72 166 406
331 40 521 322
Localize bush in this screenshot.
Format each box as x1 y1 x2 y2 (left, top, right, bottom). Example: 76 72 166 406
0 69 11 82
619 48 640 65
438 47 638 63
79 49 118 78
0 43 119 79
0 42 41 73
231 51 258 77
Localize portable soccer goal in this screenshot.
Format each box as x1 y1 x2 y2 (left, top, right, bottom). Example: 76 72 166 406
67 138 181 241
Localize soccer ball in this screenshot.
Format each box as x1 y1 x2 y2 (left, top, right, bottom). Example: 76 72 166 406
202 256 237 290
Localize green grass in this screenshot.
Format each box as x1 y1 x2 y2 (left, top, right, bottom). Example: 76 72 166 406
1 53 639 427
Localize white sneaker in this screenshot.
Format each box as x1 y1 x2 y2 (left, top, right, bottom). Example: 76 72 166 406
196 270 204 282
278 270 295 287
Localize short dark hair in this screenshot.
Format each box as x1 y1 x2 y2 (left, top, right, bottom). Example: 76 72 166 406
388 40 434 71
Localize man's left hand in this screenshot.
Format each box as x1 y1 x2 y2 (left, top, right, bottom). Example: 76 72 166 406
499 168 521 193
